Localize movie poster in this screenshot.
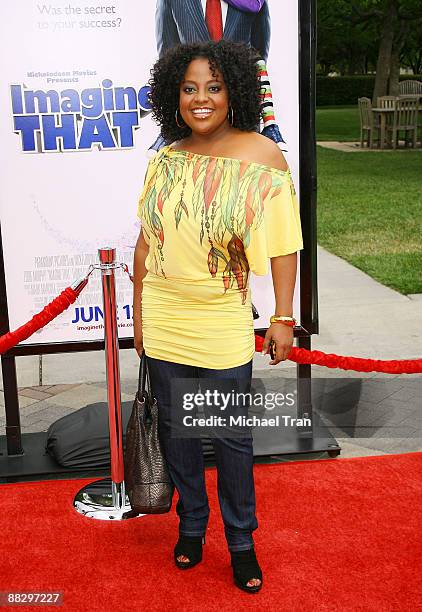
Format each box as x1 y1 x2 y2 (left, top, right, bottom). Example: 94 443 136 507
0 0 300 345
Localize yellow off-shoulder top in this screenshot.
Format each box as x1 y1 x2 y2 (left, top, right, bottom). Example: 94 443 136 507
137 144 303 369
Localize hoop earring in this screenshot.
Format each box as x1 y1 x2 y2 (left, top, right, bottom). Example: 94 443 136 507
175 108 185 128
227 106 234 126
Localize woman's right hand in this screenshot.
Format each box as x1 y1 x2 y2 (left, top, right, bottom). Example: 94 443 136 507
134 319 143 357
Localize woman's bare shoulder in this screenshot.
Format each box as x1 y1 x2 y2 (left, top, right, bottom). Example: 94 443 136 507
167 138 184 150
235 132 288 171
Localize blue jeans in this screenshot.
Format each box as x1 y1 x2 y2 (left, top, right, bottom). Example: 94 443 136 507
146 355 258 552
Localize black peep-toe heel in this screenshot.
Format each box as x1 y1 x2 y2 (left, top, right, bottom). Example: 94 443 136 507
174 534 205 569
230 548 263 593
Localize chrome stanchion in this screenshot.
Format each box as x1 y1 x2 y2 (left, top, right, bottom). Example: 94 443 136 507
73 248 143 520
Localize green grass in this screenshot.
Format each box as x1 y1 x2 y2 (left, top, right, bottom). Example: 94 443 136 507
316 106 360 142
317 146 422 294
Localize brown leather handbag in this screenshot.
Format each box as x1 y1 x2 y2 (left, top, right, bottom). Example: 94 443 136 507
123 351 174 516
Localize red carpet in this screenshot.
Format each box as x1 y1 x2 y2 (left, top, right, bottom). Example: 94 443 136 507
1 453 421 611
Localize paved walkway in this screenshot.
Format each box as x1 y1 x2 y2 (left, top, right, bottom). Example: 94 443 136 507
318 141 422 152
1 246 421 460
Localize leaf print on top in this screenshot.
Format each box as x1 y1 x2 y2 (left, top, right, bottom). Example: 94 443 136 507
138 146 293 301
224 235 250 304
174 155 190 229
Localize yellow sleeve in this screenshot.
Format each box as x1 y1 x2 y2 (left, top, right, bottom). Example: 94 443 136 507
244 172 303 275
136 158 156 221
137 156 161 248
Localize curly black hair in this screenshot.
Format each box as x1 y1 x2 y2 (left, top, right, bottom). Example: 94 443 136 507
147 40 262 144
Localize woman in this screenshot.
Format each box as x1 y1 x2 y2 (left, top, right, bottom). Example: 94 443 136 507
133 40 303 593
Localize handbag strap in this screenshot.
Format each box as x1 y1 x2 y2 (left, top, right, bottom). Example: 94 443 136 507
138 350 152 400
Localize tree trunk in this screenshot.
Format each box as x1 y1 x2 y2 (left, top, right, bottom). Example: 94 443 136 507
389 20 411 94
389 46 400 95
372 0 397 104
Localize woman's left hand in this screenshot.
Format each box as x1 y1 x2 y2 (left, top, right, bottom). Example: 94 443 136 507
261 323 294 365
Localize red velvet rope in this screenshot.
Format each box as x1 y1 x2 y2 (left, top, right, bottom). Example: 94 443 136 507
0 287 79 354
1 289 421 374
254 335 422 374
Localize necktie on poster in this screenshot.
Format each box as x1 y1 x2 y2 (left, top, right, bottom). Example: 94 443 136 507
206 0 223 41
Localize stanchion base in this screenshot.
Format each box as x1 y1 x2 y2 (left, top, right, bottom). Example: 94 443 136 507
73 477 145 521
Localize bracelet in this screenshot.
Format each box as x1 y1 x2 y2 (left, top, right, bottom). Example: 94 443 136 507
270 315 296 327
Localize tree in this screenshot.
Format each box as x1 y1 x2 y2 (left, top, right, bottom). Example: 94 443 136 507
401 27 422 74
354 0 422 102
317 0 378 75
317 0 422 100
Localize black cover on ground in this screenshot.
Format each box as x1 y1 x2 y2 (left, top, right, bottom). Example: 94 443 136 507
45 402 134 468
